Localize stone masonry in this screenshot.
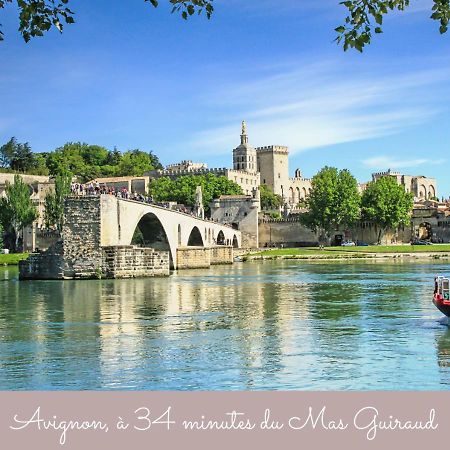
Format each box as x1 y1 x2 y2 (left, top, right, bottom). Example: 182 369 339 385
20 197 171 280
20 196 238 280
62 197 103 278
102 246 169 278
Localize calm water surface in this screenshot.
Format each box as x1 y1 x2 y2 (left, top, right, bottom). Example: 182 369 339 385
1 260 450 390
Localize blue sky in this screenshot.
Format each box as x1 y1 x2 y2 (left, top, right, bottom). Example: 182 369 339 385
0 0 449 195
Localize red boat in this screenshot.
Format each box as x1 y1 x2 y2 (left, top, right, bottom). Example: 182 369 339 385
434 276 450 317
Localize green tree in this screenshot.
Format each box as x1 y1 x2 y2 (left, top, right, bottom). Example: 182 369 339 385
0 174 37 251
106 147 122 166
148 174 242 210
43 170 72 230
80 144 109 167
10 142 35 172
301 166 361 245
2 1 448 51
0 222 3 250
0 137 16 168
116 149 163 177
259 184 283 210
1 137 39 172
0 0 214 42
361 175 413 244
336 0 450 52
46 143 88 178
28 153 50 176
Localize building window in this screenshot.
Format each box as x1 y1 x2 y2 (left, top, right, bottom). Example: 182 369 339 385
278 173 280 179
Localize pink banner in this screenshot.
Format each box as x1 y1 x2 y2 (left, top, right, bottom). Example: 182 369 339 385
0 392 446 449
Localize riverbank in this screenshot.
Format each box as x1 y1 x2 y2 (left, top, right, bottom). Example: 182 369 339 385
0 253 29 266
243 245 450 261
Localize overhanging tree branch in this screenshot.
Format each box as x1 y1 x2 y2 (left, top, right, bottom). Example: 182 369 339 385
0 0 214 42
336 0 450 52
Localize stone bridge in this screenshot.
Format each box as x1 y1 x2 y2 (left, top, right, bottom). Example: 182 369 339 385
99 195 241 268
20 195 241 279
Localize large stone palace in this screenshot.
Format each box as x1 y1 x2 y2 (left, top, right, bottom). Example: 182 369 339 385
372 169 437 201
145 121 313 205
0 122 445 251
144 122 438 205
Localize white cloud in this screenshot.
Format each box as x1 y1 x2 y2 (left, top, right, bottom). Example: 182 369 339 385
187 59 450 156
362 156 447 169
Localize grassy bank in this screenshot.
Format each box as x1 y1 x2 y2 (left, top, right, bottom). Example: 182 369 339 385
245 244 450 261
0 253 29 265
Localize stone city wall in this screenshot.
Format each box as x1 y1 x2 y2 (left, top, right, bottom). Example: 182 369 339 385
259 219 413 247
259 220 318 247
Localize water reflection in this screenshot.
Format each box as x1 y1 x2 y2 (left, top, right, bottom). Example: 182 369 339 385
0 261 449 390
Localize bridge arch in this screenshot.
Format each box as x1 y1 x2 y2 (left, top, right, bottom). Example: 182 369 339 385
131 212 175 267
217 230 225 245
187 226 204 246
232 235 239 248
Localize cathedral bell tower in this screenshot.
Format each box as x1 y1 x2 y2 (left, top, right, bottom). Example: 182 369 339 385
232 121 257 173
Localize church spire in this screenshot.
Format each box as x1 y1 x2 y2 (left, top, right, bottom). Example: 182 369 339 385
240 120 248 145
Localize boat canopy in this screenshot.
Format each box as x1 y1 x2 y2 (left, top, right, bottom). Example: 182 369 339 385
436 276 450 300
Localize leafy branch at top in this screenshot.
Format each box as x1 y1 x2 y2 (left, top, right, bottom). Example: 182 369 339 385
1 0 448 51
0 0 74 42
0 0 214 42
336 0 450 52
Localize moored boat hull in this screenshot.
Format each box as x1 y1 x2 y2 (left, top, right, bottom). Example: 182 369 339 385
434 294 450 317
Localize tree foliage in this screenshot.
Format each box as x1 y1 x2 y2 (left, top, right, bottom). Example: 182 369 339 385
259 184 283 210
0 137 16 168
149 173 243 210
301 167 361 244
1 0 448 51
336 0 450 52
43 142 163 180
0 137 163 181
0 0 213 42
10 141 34 172
361 175 413 243
0 137 48 174
0 174 37 251
43 169 71 230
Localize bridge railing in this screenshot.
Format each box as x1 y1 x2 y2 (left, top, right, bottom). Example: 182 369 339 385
67 193 237 230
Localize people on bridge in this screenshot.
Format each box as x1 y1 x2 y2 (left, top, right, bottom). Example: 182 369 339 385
69 182 209 218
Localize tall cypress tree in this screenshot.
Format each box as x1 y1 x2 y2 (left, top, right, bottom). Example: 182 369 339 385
0 175 37 251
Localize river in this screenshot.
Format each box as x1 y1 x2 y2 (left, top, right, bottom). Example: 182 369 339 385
0 260 449 390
